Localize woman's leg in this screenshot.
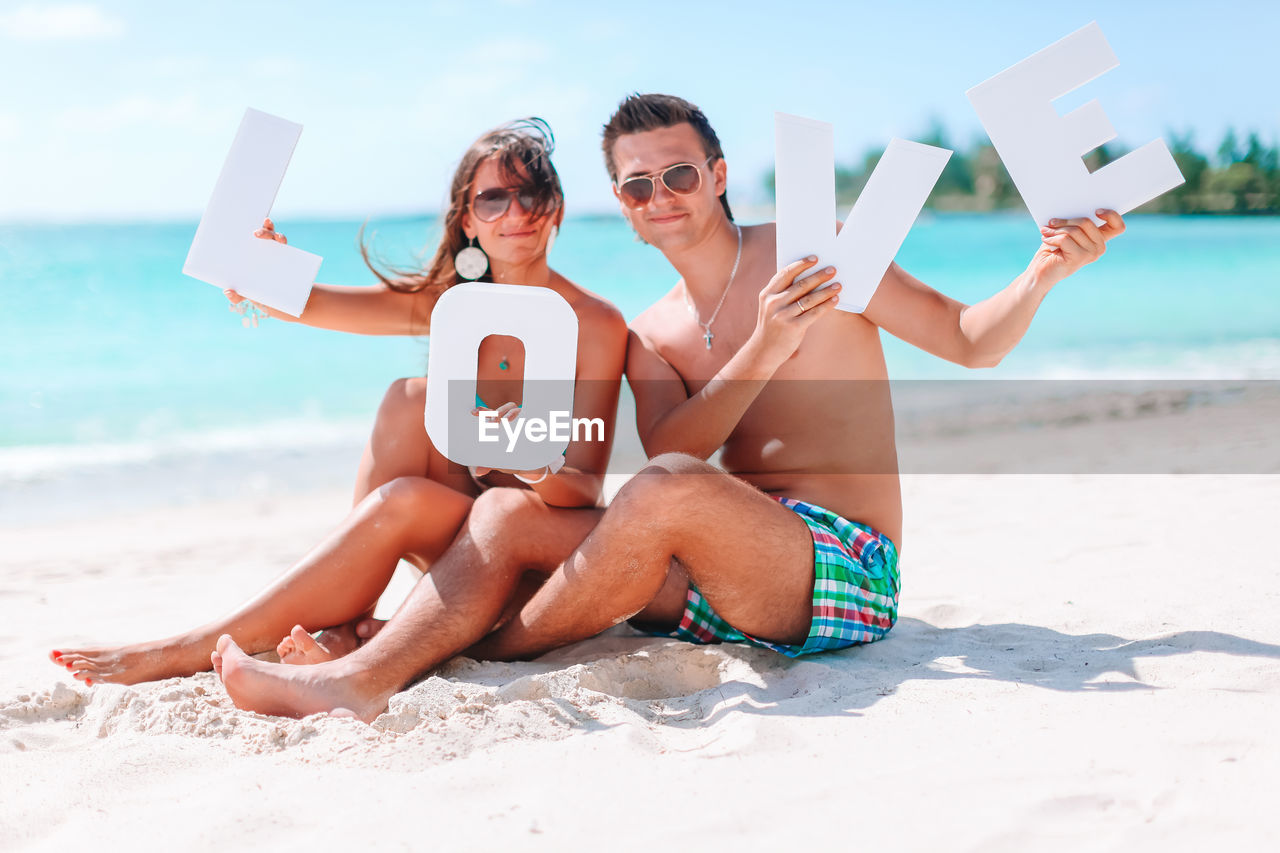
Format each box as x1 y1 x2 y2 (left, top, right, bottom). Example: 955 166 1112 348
353 377 478 509
51 477 474 685
281 376 480 662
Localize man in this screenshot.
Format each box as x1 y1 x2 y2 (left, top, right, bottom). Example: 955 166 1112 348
212 94 1123 721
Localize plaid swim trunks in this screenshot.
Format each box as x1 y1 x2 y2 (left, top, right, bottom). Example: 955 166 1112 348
644 496 900 658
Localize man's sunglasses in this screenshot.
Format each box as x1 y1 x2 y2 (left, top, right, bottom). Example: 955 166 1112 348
616 157 714 208
472 187 545 222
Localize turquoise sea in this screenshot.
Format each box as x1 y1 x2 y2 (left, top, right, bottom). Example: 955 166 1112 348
2 214 1279 493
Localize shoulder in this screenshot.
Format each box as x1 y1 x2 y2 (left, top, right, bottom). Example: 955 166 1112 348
728 222 779 297
548 273 627 338
553 279 628 372
630 284 685 345
577 292 628 344
736 222 776 265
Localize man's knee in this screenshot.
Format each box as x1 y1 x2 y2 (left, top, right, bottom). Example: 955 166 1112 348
613 453 722 518
468 487 542 551
470 486 540 525
642 452 718 478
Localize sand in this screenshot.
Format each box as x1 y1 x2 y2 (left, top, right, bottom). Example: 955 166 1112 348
2 398 1279 850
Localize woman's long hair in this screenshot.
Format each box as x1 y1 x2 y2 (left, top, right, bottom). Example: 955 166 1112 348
361 117 563 299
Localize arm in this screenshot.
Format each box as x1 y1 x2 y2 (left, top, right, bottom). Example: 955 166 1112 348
864 211 1125 368
229 283 434 336
632 259 841 459
530 304 628 508
224 219 434 336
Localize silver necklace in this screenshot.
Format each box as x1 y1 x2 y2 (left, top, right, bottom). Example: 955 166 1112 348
684 224 742 350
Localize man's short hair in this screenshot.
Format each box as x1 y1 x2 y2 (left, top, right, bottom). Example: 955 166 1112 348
601 93 733 221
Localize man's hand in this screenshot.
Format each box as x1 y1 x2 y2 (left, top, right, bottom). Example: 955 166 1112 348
746 256 841 370
1030 209 1126 288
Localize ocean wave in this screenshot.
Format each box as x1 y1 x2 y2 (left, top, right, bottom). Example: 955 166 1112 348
0 418 371 484
1014 338 1280 380
6 338 1280 484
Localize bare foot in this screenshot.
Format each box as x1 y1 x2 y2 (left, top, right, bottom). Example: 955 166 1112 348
49 639 211 686
214 635 389 723
275 618 388 665
275 625 338 664
278 625 326 664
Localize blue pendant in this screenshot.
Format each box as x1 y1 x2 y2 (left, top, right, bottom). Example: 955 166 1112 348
499 358 509 371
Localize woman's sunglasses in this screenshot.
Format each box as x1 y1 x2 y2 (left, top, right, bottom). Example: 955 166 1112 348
616 157 714 209
472 187 546 222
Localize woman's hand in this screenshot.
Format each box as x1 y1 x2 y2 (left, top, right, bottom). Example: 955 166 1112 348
224 290 281 325
222 219 293 324
255 217 288 245
469 403 545 480
744 256 842 370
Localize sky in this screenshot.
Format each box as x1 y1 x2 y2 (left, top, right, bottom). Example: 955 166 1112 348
0 0 1276 221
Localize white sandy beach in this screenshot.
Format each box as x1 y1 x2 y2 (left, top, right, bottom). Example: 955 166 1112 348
2 398 1279 850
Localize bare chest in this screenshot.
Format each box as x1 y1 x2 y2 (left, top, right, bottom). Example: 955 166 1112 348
655 289 888 393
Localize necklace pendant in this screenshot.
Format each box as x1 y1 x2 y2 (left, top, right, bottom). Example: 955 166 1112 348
499 358 509 371
703 330 714 350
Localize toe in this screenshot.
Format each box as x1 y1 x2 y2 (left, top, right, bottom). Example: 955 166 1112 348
216 635 250 662
294 629 328 662
291 625 321 659
278 629 310 665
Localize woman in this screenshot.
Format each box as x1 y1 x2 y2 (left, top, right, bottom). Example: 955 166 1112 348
50 118 627 685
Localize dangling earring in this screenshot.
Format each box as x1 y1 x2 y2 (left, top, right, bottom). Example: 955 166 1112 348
545 224 558 256
454 236 489 280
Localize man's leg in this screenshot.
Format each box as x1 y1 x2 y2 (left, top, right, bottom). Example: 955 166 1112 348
212 489 603 721
474 453 817 662
52 477 473 685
